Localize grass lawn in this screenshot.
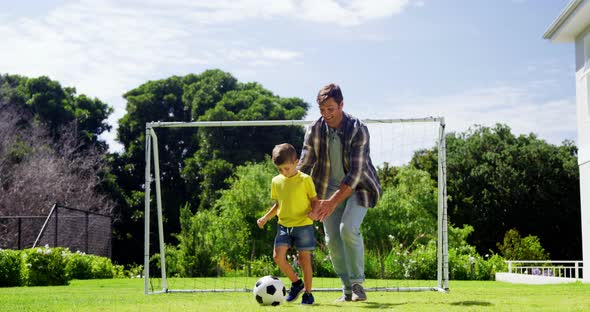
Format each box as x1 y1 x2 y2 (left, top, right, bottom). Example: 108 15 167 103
1 278 589 311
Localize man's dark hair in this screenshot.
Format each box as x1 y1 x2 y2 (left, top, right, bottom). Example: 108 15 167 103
317 83 343 105
272 143 297 165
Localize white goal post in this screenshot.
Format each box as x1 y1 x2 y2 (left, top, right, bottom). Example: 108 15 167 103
143 117 449 294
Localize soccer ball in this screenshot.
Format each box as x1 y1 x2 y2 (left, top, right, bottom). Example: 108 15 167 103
253 275 286 306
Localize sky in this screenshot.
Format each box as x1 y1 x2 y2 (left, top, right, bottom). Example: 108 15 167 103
0 0 577 160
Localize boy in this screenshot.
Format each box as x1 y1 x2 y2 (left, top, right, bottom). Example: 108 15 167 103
257 143 318 305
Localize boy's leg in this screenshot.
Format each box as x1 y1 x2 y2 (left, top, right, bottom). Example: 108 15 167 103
293 225 315 305
273 246 298 282
297 250 312 293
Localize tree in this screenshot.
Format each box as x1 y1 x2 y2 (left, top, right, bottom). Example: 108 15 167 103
113 70 308 264
363 166 438 277
411 124 580 259
176 159 276 275
0 74 114 255
497 229 549 260
11 75 112 150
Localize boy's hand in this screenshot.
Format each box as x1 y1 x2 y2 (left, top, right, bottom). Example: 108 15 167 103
257 218 267 229
308 199 320 221
309 199 337 222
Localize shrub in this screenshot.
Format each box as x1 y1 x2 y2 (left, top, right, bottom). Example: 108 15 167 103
23 246 69 286
406 241 438 279
111 263 126 278
89 255 114 279
364 251 380 279
476 253 507 280
312 248 336 278
497 229 549 260
0 249 23 287
448 250 472 280
249 255 281 277
383 245 410 279
65 251 93 280
123 263 143 278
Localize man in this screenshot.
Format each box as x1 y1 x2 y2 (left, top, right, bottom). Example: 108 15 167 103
298 83 382 302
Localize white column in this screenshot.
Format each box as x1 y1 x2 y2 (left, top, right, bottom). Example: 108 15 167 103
581 163 590 282
575 34 590 281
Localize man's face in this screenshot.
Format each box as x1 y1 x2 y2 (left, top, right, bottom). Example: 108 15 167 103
319 98 343 129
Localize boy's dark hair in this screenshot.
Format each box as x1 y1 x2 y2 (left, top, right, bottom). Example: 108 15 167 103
272 143 297 166
317 83 343 105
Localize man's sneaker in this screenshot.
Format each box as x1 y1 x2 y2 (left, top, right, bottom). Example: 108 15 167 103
351 283 367 301
335 294 352 302
301 292 315 305
285 281 305 302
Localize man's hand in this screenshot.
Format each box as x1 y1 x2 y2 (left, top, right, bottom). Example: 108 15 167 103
308 199 337 222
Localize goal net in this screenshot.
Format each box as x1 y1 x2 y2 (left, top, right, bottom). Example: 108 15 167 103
144 118 448 294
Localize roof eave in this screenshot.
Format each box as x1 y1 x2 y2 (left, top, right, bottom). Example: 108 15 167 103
543 0 585 42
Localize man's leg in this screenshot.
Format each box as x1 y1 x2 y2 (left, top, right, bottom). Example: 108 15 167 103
323 199 351 295
340 194 368 301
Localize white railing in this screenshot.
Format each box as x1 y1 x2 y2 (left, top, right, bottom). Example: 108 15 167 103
505 260 583 280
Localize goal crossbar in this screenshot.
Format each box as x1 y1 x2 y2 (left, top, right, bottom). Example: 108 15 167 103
144 117 449 294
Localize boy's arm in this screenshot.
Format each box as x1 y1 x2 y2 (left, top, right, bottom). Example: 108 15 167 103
310 196 319 212
257 201 278 229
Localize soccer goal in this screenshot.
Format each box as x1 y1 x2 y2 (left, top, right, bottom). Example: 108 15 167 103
144 117 449 294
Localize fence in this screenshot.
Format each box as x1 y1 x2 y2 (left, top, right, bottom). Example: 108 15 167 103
0 203 112 257
505 260 583 280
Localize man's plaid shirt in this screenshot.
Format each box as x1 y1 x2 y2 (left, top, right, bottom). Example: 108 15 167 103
298 112 382 208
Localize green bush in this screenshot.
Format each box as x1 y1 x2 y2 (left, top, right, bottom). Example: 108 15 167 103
406 241 438 279
448 250 472 280
383 245 410 279
65 251 93 280
89 255 114 279
497 229 549 260
151 244 195 278
123 263 143 278
249 255 281 277
23 246 69 286
312 248 336 278
0 249 23 287
64 251 117 280
476 253 507 280
364 251 380 279
111 263 126 278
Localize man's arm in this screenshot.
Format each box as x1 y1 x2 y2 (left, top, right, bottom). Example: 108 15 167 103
297 124 316 174
310 184 353 222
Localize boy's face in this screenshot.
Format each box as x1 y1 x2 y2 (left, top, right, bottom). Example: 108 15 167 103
319 98 343 129
277 159 298 178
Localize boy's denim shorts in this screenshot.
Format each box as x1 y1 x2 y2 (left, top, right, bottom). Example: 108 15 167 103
274 224 316 251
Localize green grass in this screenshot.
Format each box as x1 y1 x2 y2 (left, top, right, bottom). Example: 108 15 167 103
1 278 589 311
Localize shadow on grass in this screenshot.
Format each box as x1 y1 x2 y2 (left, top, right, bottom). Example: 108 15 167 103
315 301 407 309
450 301 493 306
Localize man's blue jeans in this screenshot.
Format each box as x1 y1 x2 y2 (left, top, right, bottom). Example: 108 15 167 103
323 189 368 293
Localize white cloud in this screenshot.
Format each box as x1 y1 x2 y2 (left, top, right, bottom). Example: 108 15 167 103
373 83 577 146
0 0 425 153
299 0 410 26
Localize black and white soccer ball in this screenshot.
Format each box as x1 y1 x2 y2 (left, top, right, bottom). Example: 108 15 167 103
253 275 286 306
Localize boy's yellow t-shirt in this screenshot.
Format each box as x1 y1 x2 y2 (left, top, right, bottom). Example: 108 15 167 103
271 171 317 227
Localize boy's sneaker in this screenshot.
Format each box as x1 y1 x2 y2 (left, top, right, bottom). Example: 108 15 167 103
285 282 305 302
351 283 367 301
335 293 352 302
301 292 315 305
